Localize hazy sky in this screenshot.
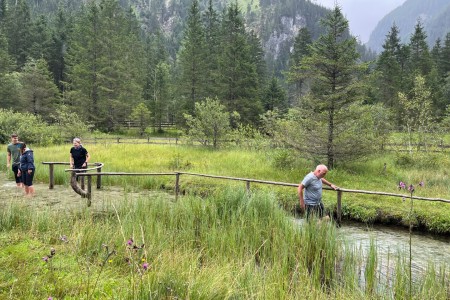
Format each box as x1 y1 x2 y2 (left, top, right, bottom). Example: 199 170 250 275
311 0 407 43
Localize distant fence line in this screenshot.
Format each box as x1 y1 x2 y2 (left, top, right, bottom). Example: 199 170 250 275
41 162 450 225
65 137 450 152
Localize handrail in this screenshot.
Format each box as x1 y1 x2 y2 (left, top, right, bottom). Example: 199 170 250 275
43 164 450 224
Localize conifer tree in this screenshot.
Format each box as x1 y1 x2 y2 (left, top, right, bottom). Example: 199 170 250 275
218 3 261 124
376 24 403 109
203 0 220 98
407 20 432 77
178 0 207 114
263 77 287 112
287 27 312 104
5 0 32 68
19 58 59 121
295 6 366 168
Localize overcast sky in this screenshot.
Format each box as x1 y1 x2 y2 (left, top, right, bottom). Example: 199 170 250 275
311 0 407 43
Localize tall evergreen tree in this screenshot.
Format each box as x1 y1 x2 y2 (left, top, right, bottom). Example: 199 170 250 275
178 0 207 114
202 0 220 98
407 20 432 77
65 0 144 131
5 0 32 68
376 24 403 109
263 77 287 112
297 6 366 168
287 27 312 105
218 3 261 124
19 58 59 121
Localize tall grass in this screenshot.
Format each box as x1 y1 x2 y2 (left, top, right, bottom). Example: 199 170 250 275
0 190 448 299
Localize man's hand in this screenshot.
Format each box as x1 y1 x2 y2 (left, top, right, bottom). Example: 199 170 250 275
330 184 339 190
28 170 32 175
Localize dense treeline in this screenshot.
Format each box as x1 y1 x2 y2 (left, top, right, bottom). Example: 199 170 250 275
0 0 449 166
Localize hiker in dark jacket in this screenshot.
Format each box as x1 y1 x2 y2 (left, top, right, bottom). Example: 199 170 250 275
17 143 35 197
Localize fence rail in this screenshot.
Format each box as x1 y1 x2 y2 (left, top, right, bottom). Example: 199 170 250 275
41 163 450 225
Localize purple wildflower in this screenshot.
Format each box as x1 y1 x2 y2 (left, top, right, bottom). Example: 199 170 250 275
142 262 149 270
50 248 56 256
60 235 68 243
48 297 53 300
419 181 424 187
398 181 406 190
42 256 49 263
127 239 133 246
408 184 415 193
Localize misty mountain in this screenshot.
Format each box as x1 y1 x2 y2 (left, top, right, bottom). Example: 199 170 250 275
367 0 450 53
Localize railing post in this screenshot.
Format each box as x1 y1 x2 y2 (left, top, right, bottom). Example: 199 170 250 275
87 175 92 207
49 163 54 189
175 172 180 201
81 174 85 190
97 166 102 189
337 190 342 225
117 137 120 144
246 181 250 193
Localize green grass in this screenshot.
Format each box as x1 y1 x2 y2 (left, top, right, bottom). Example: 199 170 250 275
0 189 448 299
1 143 450 233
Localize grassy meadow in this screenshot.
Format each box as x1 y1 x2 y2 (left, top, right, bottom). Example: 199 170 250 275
0 188 448 299
5 142 449 234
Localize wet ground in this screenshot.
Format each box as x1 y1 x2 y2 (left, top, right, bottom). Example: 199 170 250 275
0 173 174 213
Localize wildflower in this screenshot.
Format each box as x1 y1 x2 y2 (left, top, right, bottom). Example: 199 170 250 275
60 235 68 243
142 262 149 270
419 181 424 187
398 181 406 190
127 239 133 246
50 248 56 256
141 258 146 262
48 297 53 300
108 259 113 263
42 256 49 263
408 184 415 193
402 197 406 202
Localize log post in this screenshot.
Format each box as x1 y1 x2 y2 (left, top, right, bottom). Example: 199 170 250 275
337 190 342 225
96 166 102 189
175 172 180 201
49 164 54 189
246 181 250 193
87 176 92 207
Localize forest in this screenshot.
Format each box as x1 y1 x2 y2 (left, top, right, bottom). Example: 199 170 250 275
0 0 450 168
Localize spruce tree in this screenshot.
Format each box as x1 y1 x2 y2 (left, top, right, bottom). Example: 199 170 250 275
296 6 366 168
19 58 60 121
178 0 207 114
218 3 261 124
287 27 312 105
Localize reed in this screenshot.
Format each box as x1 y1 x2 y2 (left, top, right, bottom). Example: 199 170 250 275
0 189 448 299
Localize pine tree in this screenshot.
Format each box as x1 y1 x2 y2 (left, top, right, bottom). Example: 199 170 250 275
178 0 207 114
65 0 144 131
202 0 220 98
19 58 60 121
5 0 32 69
408 20 432 77
297 6 366 168
263 77 287 112
287 27 312 104
218 3 261 124
376 24 403 109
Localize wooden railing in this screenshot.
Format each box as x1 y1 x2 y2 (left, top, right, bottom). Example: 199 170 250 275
41 163 450 224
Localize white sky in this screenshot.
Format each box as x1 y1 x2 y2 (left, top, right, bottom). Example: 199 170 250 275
310 0 407 43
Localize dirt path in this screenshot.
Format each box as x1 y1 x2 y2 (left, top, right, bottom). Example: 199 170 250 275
0 173 173 213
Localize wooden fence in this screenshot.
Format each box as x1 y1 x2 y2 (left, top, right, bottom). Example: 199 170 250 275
41 162 450 224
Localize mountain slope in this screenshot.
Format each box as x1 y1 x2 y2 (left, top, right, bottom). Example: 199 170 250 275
367 0 450 53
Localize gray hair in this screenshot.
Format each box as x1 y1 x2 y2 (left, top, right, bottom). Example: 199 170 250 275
73 137 81 143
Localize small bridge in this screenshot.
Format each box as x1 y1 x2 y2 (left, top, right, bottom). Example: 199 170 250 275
42 162 450 225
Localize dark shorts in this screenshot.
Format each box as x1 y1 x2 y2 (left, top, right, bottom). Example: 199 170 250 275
12 165 22 183
21 170 35 186
305 202 325 219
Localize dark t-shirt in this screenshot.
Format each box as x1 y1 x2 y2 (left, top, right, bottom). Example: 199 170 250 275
70 146 88 168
